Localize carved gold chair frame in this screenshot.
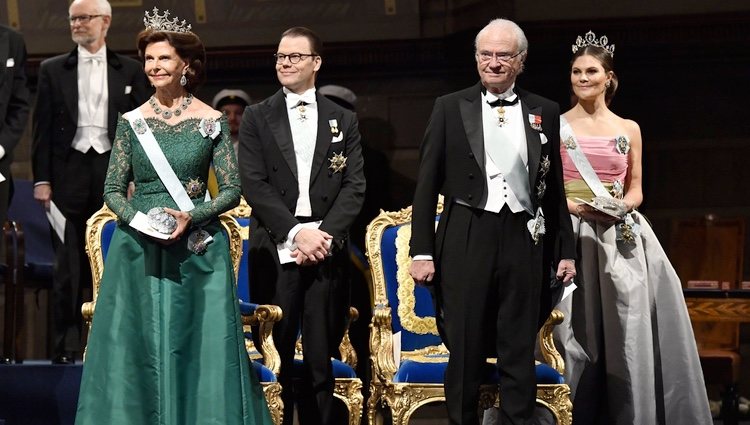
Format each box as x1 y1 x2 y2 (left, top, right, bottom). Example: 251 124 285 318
82 204 284 425
229 197 364 425
365 204 572 425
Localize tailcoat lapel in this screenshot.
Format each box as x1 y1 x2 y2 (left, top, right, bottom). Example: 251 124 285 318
519 91 542 196
310 93 336 183
61 49 79 125
0 31 8 69
262 90 298 180
459 83 486 174
105 48 125 134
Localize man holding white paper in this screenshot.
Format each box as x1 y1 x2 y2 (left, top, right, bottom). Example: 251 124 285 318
238 26 365 425
31 0 148 364
0 24 30 263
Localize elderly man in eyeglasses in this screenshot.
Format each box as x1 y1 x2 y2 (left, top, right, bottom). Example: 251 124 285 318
238 26 365 425
31 0 149 364
409 18 576 424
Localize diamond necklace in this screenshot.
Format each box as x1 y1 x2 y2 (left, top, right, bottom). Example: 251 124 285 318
148 93 193 119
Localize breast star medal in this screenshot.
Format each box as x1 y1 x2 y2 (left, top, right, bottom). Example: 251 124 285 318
328 152 347 173
185 178 205 198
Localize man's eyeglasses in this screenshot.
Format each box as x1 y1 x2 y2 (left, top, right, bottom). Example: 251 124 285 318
69 14 104 24
274 53 317 65
477 50 525 63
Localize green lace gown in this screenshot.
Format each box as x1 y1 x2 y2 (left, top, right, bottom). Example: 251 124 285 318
74 115 273 425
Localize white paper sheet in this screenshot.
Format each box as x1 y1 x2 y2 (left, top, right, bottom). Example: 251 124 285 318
392 331 401 366
561 281 577 302
46 201 66 243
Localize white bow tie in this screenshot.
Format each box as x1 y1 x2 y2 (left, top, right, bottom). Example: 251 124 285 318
286 91 316 108
80 51 105 63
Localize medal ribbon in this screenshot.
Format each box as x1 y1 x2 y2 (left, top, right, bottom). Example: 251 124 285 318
559 116 612 199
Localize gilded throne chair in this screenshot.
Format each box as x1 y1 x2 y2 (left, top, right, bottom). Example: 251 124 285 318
365 204 573 425
228 198 364 425
81 204 284 425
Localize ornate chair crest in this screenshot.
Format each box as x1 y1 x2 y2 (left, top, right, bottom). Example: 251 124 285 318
365 202 572 424
227 197 364 424
82 204 284 425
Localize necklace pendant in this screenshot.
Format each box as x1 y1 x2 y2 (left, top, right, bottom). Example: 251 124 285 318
162 110 172 120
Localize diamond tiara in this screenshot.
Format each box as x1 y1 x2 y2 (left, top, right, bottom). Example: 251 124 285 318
143 7 192 33
572 30 615 57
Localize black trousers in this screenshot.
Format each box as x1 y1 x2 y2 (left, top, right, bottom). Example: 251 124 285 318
51 149 110 357
249 229 350 425
436 203 543 425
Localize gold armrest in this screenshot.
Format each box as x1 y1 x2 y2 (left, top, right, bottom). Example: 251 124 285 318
243 304 283 376
339 306 359 368
81 301 95 323
369 303 398 382
538 309 565 374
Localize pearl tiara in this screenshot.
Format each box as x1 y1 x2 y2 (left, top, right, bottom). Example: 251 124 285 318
572 30 615 57
143 7 192 33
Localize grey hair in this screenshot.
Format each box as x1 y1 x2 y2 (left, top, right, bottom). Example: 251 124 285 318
70 0 112 16
474 18 528 56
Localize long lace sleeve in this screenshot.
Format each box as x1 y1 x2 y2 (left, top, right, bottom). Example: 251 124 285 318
189 116 241 223
103 116 138 223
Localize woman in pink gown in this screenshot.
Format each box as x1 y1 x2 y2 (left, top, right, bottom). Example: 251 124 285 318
554 32 712 425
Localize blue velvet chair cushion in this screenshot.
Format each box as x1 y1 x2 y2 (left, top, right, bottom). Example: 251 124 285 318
253 361 278 382
393 359 564 385
101 220 117 260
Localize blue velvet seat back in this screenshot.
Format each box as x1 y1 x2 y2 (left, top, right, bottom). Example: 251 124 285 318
101 220 117 261
7 179 55 280
379 220 442 352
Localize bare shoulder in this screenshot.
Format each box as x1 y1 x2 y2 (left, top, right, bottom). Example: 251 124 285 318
619 117 641 141
190 98 223 120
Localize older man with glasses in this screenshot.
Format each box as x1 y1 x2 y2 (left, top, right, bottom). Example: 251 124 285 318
409 18 576 424
32 0 148 364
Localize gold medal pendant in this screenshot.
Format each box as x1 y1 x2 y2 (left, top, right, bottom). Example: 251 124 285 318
298 104 307 122
496 106 507 127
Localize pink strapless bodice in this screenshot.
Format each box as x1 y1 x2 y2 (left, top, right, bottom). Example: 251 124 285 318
561 135 629 184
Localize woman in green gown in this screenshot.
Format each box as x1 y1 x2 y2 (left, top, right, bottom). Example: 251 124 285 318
74 9 273 425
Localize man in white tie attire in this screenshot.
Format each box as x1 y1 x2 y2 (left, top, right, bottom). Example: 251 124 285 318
31 0 148 364
238 26 365 425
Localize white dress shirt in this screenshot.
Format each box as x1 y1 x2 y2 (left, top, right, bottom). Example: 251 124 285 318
72 45 110 154
283 87 319 246
479 85 527 213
